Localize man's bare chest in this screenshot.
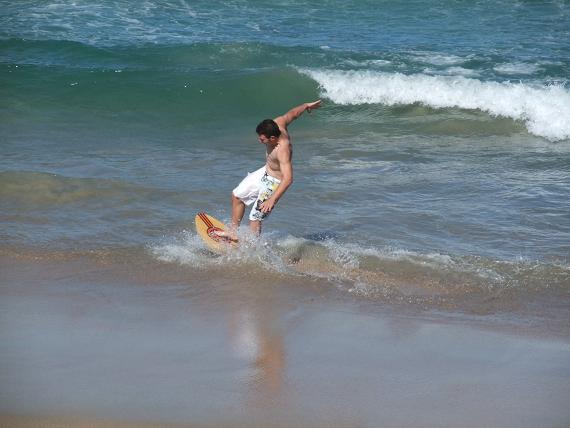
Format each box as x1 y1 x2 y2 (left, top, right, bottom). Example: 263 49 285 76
265 147 280 169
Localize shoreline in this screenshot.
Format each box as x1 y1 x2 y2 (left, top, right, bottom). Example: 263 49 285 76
1 253 570 427
0 415 198 428
1 245 569 341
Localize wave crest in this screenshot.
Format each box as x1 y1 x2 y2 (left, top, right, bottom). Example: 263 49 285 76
301 69 570 141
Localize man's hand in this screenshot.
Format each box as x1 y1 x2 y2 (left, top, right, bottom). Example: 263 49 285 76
306 100 322 113
260 198 276 214
277 100 322 127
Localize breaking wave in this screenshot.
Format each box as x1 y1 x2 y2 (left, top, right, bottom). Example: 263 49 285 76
301 69 570 141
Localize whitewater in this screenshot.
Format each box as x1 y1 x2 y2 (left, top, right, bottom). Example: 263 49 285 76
302 69 570 141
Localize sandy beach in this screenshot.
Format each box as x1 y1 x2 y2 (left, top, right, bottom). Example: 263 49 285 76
1 251 569 428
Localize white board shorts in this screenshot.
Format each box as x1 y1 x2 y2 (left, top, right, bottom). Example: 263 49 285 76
232 166 281 221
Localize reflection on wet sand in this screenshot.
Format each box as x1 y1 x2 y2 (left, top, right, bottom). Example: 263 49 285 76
227 295 286 398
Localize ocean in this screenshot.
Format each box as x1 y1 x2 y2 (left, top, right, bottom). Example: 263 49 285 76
1 0 570 325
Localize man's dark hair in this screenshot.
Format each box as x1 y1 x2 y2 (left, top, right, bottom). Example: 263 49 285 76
256 119 281 138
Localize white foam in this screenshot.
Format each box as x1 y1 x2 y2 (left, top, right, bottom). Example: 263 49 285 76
152 232 562 295
301 68 570 141
339 243 458 272
430 66 480 77
274 237 515 285
150 229 293 273
494 62 540 75
413 53 468 66
322 240 360 269
150 230 217 268
342 59 392 68
276 236 457 272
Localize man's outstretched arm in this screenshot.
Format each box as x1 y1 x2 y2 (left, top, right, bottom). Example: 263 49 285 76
275 100 321 128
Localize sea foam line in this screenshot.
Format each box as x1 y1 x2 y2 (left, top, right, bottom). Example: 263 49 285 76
301 69 570 141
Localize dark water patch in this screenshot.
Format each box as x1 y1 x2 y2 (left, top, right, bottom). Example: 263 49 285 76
0 38 333 71
0 171 198 248
1 61 319 130
0 170 143 207
0 38 130 70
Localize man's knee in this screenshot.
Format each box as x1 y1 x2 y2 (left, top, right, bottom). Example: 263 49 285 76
232 193 246 207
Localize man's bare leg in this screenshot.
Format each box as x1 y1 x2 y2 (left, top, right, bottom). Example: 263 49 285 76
250 220 261 236
212 193 244 242
231 193 245 231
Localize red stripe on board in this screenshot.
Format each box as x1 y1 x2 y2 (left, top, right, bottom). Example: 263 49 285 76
198 212 208 226
197 213 214 227
198 212 214 228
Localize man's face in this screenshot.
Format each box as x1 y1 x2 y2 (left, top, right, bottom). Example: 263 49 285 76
258 134 277 146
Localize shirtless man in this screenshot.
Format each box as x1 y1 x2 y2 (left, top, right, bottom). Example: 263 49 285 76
219 100 321 240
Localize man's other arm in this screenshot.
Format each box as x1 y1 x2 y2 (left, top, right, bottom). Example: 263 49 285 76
275 100 321 128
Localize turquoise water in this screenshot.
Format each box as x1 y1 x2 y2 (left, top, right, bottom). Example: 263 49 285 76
1 1 569 308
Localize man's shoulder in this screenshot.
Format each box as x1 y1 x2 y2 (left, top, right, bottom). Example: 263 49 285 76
276 138 292 160
277 135 291 148
274 115 287 128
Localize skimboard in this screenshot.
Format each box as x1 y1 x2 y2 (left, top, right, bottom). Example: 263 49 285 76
195 212 238 253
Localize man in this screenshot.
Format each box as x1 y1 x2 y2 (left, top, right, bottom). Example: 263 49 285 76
217 100 321 240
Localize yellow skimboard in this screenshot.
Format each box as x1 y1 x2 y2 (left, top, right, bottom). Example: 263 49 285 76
195 212 238 253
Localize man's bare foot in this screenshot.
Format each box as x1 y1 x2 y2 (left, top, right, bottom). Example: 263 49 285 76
211 229 239 243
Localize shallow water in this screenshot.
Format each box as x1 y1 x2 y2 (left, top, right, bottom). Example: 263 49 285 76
2 253 570 427
1 0 569 322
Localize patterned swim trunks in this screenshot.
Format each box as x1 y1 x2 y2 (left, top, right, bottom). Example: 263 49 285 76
232 166 281 221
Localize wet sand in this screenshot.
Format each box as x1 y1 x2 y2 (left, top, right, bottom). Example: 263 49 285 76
1 253 569 428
